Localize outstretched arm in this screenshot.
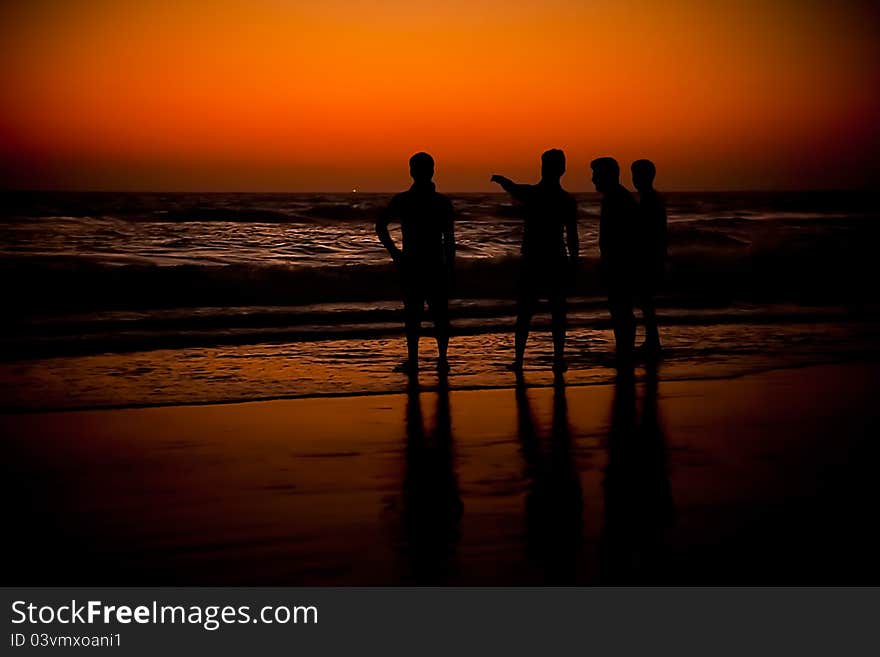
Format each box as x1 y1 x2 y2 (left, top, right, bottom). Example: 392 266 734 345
490 174 529 202
375 200 402 265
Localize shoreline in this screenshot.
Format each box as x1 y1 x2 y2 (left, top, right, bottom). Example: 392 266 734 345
4 353 879 415
5 301 878 363
3 308 880 414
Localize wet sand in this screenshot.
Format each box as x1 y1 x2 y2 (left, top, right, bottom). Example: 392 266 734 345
3 361 880 585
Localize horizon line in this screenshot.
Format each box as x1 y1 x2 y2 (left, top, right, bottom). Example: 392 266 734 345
2 187 873 195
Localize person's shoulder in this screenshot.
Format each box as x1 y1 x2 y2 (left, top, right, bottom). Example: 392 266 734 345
643 189 665 208
560 189 577 209
432 191 454 212
608 186 637 214
613 184 636 202
389 190 409 204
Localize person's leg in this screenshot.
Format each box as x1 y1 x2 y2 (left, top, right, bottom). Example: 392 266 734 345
550 291 568 371
427 292 450 368
514 294 536 368
607 292 621 353
620 293 636 361
512 262 537 369
640 290 661 352
403 294 424 371
608 283 635 362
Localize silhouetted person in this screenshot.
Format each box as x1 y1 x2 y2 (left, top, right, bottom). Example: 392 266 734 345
514 373 584 583
377 152 455 374
591 157 639 363
600 364 675 584
400 375 462 583
632 159 667 357
491 149 579 372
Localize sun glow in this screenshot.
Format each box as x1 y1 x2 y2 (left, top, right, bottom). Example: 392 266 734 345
1 0 878 191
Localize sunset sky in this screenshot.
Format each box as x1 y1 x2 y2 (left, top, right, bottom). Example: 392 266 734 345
2 0 878 191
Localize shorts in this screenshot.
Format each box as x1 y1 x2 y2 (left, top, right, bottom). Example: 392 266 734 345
517 257 570 302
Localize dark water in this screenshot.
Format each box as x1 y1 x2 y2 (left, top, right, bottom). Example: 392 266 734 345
2 190 876 298
1 190 879 409
3 190 877 313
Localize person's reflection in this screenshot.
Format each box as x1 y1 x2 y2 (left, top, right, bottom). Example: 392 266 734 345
516 373 584 583
601 364 675 583
401 374 463 583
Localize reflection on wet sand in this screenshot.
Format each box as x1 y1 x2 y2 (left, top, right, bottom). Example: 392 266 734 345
5 362 879 585
601 364 675 584
400 375 463 583
515 373 585 583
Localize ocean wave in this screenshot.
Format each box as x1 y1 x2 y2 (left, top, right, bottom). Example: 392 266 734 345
4 211 878 317
3 303 876 361
3 190 879 330
161 207 295 222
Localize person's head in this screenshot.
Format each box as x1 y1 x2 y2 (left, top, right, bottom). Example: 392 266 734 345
541 149 566 181
591 157 620 193
409 152 435 183
631 159 656 192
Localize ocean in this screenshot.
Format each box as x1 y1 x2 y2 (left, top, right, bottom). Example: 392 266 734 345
2 190 879 410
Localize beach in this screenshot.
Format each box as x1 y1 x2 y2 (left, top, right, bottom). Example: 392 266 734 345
3 189 880 585
4 360 879 585
3 4 880 651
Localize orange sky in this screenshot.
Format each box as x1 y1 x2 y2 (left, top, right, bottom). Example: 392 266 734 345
1 0 878 191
